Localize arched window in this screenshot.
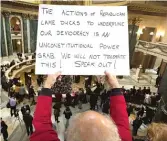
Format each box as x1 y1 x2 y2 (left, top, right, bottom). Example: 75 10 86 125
10 17 21 35
10 16 24 53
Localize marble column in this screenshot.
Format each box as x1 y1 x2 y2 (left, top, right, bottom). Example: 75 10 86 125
4 12 13 56
141 53 147 73
22 14 28 53
128 17 142 68
154 60 167 122
27 17 31 53
1 15 7 57
29 15 38 53
129 25 139 68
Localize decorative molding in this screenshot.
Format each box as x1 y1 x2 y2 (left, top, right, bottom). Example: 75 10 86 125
128 4 167 14
2 11 11 17
92 1 127 6
22 13 29 19
29 14 38 20
128 17 142 25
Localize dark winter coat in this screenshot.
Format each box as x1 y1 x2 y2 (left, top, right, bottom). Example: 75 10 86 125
1 121 8 139
21 105 31 115
23 114 33 126
63 109 72 119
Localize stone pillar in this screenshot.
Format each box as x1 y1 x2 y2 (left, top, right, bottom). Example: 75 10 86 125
129 18 142 68
29 15 38 53
135 64 142 80
154 60 167 122
159 60 167 76
141 53 147 73
4 11 13 55
22 14 29 53
1 15 8 57
27 16 31 53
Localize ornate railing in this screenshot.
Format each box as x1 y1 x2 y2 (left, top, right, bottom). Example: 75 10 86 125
5 59 35 79
136 40 167 54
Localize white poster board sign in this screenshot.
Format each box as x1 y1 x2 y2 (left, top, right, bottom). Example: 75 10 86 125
36 5 129 75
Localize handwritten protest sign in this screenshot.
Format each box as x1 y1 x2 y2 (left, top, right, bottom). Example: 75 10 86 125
36 5 129 75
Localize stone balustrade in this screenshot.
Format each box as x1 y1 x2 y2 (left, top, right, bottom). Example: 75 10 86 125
135 40 167 60
5 59 35 79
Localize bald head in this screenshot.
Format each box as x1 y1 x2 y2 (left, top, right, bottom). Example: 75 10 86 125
66 111 121 141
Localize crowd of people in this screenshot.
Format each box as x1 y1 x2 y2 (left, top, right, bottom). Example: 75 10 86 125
1 53 37 140
1 53 167 141
122 86 161 106
29 72 167 141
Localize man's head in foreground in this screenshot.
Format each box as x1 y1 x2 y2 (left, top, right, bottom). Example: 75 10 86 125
66 111 121 141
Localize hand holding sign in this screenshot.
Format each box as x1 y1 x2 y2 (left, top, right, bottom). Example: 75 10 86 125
44 72 61 88
36 5 129 75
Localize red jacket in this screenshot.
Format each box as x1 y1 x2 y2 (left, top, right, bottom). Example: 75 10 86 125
30 88 132 141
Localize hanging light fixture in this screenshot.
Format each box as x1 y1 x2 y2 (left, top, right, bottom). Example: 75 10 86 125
17 40 21 45
16 20 20 25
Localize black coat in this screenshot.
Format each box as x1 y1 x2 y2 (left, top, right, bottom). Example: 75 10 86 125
102 100 110 114
21 105 31 115
28 88 35 96
54 109 60 117
1 121 8 139
133 118 142 129
23 114 33 126
53 102 61 110
64 109 72 119
90 94 98 105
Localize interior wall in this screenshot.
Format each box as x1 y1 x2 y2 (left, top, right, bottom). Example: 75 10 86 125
162 18 167 43
129 12 167 43
139 27 156 42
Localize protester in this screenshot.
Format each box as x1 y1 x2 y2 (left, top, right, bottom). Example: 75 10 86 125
1 118 8 141
21 102 31 116
9 95 17 117
28 86 36 105
30 71 132 141
19 84 26 102
132 116 143 136
54 108 60 123
23 110 33 136
85 86 92 103
102 98 110 114
90 92 98 110
63 106 72 128
132 86 136 95
78 88 84 109
100 89 107 107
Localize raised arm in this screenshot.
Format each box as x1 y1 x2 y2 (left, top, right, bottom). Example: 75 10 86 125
105 71 132 141
30 72 61 141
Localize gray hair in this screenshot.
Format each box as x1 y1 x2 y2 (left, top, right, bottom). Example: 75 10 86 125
65 112 121 141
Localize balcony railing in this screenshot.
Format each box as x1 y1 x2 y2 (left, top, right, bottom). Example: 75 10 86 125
136 40 167 53
135 40 167 60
